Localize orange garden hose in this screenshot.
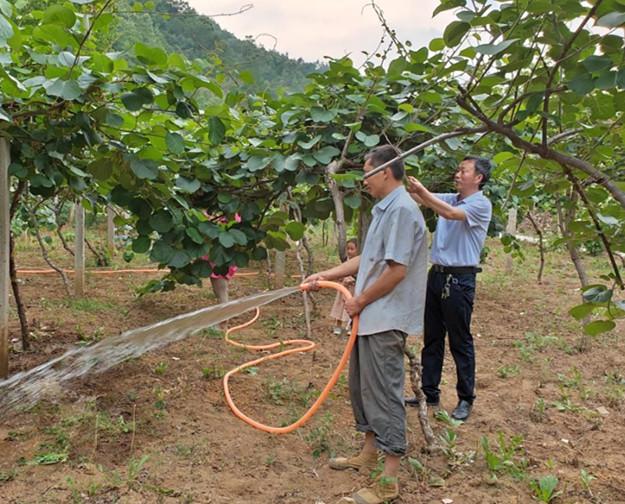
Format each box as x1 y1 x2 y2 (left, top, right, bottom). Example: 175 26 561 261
223 280 359 434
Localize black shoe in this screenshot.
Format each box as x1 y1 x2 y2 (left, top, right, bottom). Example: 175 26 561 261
451 400 472 421
404 397 439 408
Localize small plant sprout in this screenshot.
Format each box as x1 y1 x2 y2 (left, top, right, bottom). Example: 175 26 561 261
580 469 596 497
530 475 561 503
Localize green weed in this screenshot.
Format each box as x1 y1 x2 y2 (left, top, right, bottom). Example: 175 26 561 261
480 432 528 481
580 468 596 497
529 474 561 503
497 364 520 379
201 364 226 380
154 361 168 376
304 412 334 458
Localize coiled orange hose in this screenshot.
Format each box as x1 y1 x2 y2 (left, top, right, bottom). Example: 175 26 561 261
223 280 359 434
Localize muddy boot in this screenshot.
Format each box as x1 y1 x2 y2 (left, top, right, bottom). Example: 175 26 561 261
328 451 379 475
352 476 399 504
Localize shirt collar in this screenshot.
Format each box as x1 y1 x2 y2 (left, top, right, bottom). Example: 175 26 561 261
373 185 405 212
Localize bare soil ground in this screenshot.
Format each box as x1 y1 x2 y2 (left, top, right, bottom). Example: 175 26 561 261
1 237 624 504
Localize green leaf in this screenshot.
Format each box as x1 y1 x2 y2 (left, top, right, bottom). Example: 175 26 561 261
218 231 235 248
121 88 153 111
443 21 470 47
33 24 78 49
314 146 340 164
169 250 191 268
132 236 151 253
149 210 174 233
285 222 305 241
569 303 595 321
42 5 76 28
310 107 337 122
429 38 445 51
284 154 301 171
134 42 167 66
582 285 613 304
433 0 465 17
175 176 200 193
130 157 159 180
298 136 321 150
356 131 380 147
568 74 595 95
229 229 248 246
597 213 620 226
583 320 616 336
165 132 185 154
186 227 204 244
582 55 612 73
595 12 625 28
176 102 193 119
404 123 433 133
596 70 617 89
208 116 225 144
475 39 518 56
344 193 361 209
45 79 81 100
244 156 272 172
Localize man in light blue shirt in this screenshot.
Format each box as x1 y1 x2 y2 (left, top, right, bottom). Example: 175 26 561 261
305 145 427 504
406 156 492 422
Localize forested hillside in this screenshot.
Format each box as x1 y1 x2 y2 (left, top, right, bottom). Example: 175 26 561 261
111 0 323 91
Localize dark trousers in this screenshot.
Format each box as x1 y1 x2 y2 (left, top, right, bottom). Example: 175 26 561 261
421 269 477 404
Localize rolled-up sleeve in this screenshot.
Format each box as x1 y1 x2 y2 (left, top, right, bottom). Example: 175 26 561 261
464 198 492 228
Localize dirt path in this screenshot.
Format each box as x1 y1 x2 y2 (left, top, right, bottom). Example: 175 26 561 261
1 242 624 503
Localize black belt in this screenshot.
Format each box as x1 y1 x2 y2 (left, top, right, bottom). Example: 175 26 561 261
430 265 482 274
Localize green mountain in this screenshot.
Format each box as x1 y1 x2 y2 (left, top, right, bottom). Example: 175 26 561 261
112 0 323 92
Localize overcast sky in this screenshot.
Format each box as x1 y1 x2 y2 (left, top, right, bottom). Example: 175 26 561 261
184 1 456 65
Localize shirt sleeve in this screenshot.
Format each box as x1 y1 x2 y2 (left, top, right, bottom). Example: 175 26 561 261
464 197 492 229
382 206 422 266
433 193 456 205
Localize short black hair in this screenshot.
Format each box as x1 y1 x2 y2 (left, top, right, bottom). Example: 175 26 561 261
364 144 404 180
463 156 492 188
347 238 358 248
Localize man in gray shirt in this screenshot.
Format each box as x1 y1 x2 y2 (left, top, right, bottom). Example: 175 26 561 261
405 156 492 422
305 145 427 504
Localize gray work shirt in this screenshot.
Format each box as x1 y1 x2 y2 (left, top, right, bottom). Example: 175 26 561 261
430 191 492 267
355 186 428 336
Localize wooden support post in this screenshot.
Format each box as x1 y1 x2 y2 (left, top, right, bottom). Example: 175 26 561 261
0 138 10 378
274 250 286 288
505 207 517 273
106 205 115 251
74 203 85 296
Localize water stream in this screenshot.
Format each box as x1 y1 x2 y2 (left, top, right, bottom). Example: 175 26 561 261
0 286 299 417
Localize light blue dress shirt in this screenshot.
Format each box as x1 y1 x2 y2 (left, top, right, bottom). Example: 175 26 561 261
355 186 428 336
430 191 492 267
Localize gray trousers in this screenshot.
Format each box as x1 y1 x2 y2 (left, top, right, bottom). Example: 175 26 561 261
349 330 407 456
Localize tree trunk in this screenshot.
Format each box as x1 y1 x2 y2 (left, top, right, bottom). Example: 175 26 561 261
9 235 29 351
505 207 517 273
325 161 347 262
556 196 591 351
526 211 545 284
74 203 85 296
274 250 286 288
0 138 9 375
404 346 441 453
358 203 372 249
106 205 115 252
